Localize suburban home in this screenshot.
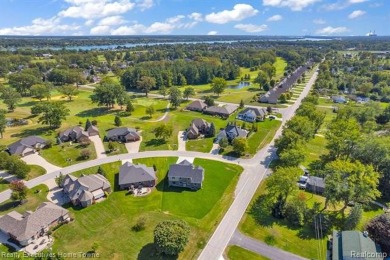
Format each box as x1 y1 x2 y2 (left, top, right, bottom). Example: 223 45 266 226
215 124 249 143
62 174 111 207
306 176 325 194
237 107 267 122
332 95 347 104
168 160 204 190
330 230 383 260
59 125 99 142
204 104 238 118
0 202 69 246
7 136 48 157
118 162 157 190
187 118 211 139
106 127 140 142
186 100 207 112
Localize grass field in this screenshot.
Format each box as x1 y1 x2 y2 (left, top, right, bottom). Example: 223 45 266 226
186 138 213 153
45 157 243 259
226 246 269 260
26 165 46 180
247 119 282 155
301 135 328 168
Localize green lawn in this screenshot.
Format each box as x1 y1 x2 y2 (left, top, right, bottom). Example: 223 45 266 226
186 138 214 153
301 135 328 168
247 119 282 155
26 165 46 180
48 157 243 259
226 246 269 260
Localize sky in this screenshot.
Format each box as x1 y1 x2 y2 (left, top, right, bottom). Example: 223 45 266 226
0 0 388 36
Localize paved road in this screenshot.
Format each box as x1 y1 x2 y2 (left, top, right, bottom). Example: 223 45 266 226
198 70 318 260
230 231 307 260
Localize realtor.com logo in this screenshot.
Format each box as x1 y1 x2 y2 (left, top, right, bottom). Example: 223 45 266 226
351 251 388 258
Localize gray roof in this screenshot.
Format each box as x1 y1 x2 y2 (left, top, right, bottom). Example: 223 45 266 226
0 202 68 242
62 174 110 203
191 118 209 129
168 160 204 184
307 176 325 188
226 125 248 138
332 230 382 260
106 127 138 138
204 104 238 116
186 100 207 110
87 125 99 134
59 126 88 140
239 107 267 117
119 162 156 185
7 136 47 155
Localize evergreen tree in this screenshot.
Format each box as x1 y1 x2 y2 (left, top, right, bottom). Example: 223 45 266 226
114 115 122 126
344 203 362 230
85 119 91 131
125 99 134 113
208 123 216 137
239 99 244 108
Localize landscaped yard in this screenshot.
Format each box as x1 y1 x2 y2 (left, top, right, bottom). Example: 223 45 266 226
26 165 46 180
247 119 281 155
26 157 243 259
301 135 328 168
226 245 269 260
186 138 213 153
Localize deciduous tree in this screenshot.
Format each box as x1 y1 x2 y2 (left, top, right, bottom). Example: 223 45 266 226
169 86 182 108
232 137 248 155
210 77 227 96
10 180 28 202
154 220 190 256
59 84 79 101
137 76 155 97
0 87 21 111
183 87 195 100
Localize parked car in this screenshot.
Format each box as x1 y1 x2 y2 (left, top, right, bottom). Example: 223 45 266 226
269 115 276 120
297 176 309 189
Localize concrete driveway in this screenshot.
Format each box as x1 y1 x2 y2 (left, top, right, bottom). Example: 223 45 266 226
22 153 61 173
89 135 107 159
210 143 220 154
125 137 142 154
178 131 187 151
0 170 20 183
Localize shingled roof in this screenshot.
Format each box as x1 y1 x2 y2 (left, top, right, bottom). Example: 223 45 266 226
7 136 47 156
119 162 156 185
168 160 204 184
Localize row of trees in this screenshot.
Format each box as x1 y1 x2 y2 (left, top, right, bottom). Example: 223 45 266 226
0 152 31 178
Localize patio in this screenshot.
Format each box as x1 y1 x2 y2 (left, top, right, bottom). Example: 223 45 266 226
24 236 53 255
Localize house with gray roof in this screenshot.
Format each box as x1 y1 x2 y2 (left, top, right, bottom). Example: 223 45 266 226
187 118 211 139
215 124 249 143
106 127 140 143
168 160 204 190
186 100 207 112
204 104 238 118
0 202 69 246
7 136 48 157
306 176 325 194
331 230 382 260
59 125 99 142
119 162 157 190
237 107 267 122
62 174 111 207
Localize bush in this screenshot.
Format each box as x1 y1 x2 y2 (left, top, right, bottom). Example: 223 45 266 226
80 149 91 159
132 217 146 232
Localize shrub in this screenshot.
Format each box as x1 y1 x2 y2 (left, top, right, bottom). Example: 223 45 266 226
80 149 91 159
132 217 146 232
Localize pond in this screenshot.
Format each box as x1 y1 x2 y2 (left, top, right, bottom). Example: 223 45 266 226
227 81 250 90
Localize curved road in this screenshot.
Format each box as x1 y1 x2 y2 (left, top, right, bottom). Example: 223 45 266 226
0 69 318 259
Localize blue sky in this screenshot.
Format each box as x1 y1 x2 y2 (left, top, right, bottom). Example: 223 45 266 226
0 0 388 36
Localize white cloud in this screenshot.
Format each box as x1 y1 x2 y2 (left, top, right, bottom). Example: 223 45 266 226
90 25 111 35
207 31 218 35
59 0 135 19
323 0 368 10
85 20 94 26
316 26 349 35
205 4 258 24
234 23 268 33
262 0 320 11
188 12 203 22
267 14 282 22
348 10 366 19
166 15 185 24
145 22 175 34
313 19 326 24
111 24 146 35
137 0 154 11
0 17 80 35
99 16 127 26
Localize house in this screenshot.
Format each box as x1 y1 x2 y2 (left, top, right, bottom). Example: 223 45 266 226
331 230 383 260
168 160 204 190
332 95 347 104
215 124 249 143
186 100 207 112
7 136 47 157
59 126 89 142
106 127 140 142
87 125 99 136
62 174 111 207
118 162 157 190
187 118 211 139
0 202 69 246
306 176 325 194
237 107 267 122
204 104 238 118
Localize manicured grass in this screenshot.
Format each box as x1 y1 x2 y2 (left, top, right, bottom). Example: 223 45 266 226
103 141 128 156
26 165 46 180
301 135 328 168
161 158 242 219
247 119 282 155
49 157 243 259
186 138 213 153
0 184 49 215
40 142 97 167
226 245 269 260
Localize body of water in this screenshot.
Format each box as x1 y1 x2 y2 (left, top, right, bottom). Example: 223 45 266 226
227 81 250 90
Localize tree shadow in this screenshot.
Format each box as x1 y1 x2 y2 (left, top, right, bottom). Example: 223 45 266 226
140 116 152 120
137 243 177 260
248 195 277 228
145 139 166 147
76 107 118 118
248 87 260 92
0 201 20 212
10 127 54 138
18 101 38 107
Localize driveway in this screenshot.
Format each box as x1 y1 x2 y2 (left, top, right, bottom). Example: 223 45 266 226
178 131 187 151
230 231 307 260
125 137 142 153
89 135 107 159
22 153 61 173
210 143 220 154
0 170 20 183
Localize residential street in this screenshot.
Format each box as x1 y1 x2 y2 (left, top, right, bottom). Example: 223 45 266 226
0 70 318 260
229 231 307 260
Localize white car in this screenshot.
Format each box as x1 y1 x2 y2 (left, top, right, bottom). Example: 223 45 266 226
297 176 309 189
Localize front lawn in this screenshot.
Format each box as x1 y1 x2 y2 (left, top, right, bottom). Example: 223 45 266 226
26 165 46 180
186 138 213 153
247 119 282 154
301 135 328 168
226 245 269 260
